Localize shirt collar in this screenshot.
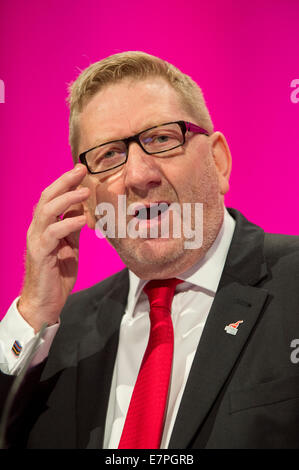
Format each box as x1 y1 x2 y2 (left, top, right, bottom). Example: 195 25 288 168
126 207 236 317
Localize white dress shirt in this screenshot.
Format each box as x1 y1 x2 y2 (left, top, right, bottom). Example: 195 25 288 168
104 208 235 448
0 208 235 449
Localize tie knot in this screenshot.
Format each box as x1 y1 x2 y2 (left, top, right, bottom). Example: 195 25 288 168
143 278 183 313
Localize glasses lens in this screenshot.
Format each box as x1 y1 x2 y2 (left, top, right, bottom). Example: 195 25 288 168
140 123 183 153
85 141 127 173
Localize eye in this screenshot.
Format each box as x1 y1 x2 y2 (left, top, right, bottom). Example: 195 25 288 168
140 123 183 152
103 150 117 159
142 134 170 145
156 135 169 143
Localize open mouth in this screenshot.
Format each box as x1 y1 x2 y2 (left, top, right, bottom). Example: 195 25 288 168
134 202 170 220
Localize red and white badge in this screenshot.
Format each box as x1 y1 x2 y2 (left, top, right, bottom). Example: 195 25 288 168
224 320 244 335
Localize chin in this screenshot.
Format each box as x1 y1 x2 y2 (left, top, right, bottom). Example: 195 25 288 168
109 236 196 278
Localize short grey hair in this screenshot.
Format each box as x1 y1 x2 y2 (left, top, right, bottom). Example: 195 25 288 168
66 51 214 161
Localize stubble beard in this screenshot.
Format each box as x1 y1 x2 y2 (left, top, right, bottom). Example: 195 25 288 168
102 154 225 279
106 200 224 280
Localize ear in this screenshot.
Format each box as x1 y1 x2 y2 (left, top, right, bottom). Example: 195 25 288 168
209 131 232 195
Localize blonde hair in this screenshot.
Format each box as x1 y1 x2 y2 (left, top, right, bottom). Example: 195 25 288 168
66 51 214 161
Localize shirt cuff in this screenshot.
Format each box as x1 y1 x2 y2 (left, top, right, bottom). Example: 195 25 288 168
0 297 60 375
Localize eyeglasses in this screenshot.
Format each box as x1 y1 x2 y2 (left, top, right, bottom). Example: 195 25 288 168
79 120 209 174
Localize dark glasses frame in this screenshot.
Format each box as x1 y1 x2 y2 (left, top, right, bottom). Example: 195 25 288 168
79 120 209 174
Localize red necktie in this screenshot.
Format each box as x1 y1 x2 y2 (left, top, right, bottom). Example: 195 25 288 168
118 278 183 449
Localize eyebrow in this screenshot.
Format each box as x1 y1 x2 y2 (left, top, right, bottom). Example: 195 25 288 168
91 119 175 148
92 134 123 147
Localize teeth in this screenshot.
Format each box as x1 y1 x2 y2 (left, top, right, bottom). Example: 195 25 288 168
135 203 169 220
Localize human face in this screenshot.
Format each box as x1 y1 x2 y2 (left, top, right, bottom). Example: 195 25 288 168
78 78 231 279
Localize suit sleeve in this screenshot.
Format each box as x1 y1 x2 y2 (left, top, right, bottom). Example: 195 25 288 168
0 359 48 448
0 300 59 448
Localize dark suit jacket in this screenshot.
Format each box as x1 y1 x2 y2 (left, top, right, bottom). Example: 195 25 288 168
1 208 299 448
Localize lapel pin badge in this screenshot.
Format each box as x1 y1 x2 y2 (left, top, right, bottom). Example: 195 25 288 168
225 320 243 336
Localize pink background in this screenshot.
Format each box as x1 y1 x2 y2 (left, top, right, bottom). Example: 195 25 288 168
0 0 298 318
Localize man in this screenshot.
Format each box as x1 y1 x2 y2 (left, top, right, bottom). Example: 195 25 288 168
0 51 299 449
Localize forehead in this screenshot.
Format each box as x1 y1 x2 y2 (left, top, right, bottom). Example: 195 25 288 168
78 78 190 151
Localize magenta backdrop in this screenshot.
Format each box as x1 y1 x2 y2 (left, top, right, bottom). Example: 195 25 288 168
0 0 298 318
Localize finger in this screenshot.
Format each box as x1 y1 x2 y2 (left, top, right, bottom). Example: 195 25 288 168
63 203 86 247
33 187 90 233
39 164 88 204
63 201 85 220
40 215 87 255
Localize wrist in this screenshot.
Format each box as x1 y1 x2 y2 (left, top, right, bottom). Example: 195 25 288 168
17 297 58 333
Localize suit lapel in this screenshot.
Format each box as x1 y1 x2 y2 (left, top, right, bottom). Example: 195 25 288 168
169 209 269 448
75 269 129 449
168 282 268 448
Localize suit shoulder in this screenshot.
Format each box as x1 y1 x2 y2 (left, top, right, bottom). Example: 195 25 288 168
264 232 299 259
264 233 299 277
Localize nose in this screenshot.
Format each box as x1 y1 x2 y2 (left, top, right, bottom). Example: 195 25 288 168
123 142 162 196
